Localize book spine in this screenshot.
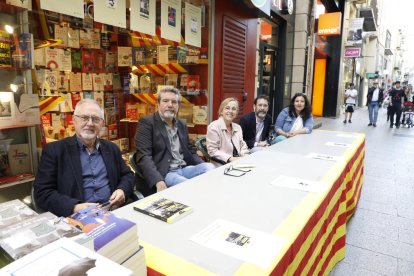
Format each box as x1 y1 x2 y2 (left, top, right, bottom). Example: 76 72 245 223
133 206 167 222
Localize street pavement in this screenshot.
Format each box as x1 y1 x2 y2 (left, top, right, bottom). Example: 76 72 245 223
323 107 414 276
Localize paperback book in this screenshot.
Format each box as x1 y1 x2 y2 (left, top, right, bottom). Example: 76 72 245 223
0 199 37 231
133 197 193 223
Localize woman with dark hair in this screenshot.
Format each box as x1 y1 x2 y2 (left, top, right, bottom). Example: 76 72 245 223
273 93 314 143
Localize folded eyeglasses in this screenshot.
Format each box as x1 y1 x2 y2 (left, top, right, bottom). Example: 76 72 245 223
223 165 251 177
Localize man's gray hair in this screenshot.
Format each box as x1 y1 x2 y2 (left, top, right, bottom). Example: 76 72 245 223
73 99 104 119
157 87 181 103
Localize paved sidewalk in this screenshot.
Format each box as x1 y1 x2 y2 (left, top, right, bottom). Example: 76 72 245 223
321 107 414 275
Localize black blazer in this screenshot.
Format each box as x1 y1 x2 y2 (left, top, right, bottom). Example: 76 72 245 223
239 112 272 149
367 87 384 104
34 135 134 217
134 112 203 195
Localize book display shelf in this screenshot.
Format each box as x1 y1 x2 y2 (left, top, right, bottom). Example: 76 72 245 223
0 2 38 196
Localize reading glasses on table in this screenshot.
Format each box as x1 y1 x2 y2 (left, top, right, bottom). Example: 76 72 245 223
223 165 251 177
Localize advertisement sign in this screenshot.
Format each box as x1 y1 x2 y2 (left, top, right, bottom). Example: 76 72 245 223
318 12 342 36
185 3 202 47
347 18 364 44
94 0 127 28
344 47 361 58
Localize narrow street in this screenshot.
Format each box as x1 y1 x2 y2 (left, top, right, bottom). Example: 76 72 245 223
321 108 414 275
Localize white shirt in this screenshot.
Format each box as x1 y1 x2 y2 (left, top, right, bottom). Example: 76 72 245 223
372 88 379 101
345 89 358 104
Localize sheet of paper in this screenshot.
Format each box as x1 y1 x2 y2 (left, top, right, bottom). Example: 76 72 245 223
306 152 341 162
336 133 358 138
270 175 327 194
190 219 285 269
325 141 352 148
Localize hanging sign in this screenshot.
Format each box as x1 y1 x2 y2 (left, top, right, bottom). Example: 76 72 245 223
130 0 156 36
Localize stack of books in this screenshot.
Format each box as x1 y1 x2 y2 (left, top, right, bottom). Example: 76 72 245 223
65 205 146 275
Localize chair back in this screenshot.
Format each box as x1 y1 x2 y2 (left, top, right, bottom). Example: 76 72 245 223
195 137 210 162
128 151 145 200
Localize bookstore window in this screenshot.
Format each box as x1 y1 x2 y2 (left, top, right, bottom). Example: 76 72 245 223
3 0 211 171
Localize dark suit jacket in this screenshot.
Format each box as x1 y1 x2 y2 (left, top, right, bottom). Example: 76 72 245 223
239 112 272 149
367 87 384 104
134 112 203 195
34 135 134 217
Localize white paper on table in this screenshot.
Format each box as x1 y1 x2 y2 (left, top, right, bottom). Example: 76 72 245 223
325 141 352 148
306 152 341 162
190 219 285 269
270 175 327 194
336 133 358 138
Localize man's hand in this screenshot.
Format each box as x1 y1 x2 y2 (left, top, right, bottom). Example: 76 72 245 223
73 203 98 214
109 189 125 209
156 181 167 192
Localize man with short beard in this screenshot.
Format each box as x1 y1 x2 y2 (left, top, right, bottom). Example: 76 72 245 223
34 99 135 217
134 87 214 195
239 95 272 152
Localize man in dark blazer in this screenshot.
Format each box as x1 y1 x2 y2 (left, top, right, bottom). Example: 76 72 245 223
34 99 134 217
239 95 272 151
134 87 214 196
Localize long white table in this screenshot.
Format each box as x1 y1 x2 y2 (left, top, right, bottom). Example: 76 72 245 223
114 130 365 275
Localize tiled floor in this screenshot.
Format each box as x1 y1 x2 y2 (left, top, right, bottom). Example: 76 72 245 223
323 107 414 276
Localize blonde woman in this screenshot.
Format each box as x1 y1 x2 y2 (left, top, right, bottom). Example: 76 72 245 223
206 98 249 165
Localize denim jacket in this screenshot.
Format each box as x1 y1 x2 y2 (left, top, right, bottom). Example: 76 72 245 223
275 107 314 134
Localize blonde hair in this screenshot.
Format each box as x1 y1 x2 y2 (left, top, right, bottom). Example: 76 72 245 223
218 97 239 117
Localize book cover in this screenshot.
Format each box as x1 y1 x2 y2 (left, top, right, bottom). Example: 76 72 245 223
100 32 111 50
11 33 33 69
44 70 58 91
93 73 105 91
82 73 94 91
0 237 133 275
119 138 129 154
61 48 72 71
104 93 116 108
132 47 146 65
104 107 117 124
117 47 132 67
123 76 131 94
187 75 200 93
0 199 37 231
108 124 118 140
71 49 82 70
94 51 105 72
71 92 82 109
133 197 193 223
34 48 46 67
7 144 31 175
0 30 11 68
65 206 137 253
58 71 70 92
180 74 188 87
54 24 68 47
103 73 113 91
59 93 73 112
156 45 169 64
177 45 187 64
112 73 122 90
165 74 178 88
68 27 80 48
0 212 82 261
193 105 208 125
82 50 96 72
90 30 101 49
168 46 177 63
94 91 104 110
69 72 82 92
105 51 116 72
82 92 94 100
45 47 62 70
125 103 138 120
79 29 92 48
187 47 200 64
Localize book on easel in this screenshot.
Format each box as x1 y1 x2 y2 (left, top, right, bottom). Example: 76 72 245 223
0 238 133 276
133 197 193 223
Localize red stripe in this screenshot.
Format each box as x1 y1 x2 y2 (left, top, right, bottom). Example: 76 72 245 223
271 141 365 275
346 164 364 209
168 64 181 73
148 267 165 276
319 235 346 274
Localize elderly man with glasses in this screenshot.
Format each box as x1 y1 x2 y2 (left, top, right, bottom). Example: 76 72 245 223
34 99 135 217
367 81 384 127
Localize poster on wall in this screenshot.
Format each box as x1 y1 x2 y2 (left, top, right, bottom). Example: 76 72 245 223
131 0 156 36
6 0 32 10
347 18 364 44
0 92 40 128
40 0 83 18
161 0 182 43
185 3 201 48
94 0 127 28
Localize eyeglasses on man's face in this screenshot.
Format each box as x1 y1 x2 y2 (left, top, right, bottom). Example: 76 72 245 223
75 115 103 124
223 165 251 177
